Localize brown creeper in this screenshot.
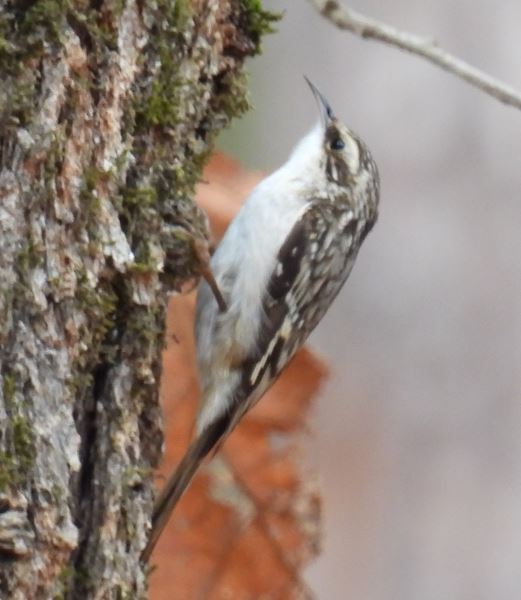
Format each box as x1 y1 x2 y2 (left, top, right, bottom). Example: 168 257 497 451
142 78 380 561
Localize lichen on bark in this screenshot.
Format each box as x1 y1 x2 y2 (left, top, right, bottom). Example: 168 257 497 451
0 0 278 597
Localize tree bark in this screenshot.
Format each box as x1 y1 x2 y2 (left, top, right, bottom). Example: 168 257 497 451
0 1 276 597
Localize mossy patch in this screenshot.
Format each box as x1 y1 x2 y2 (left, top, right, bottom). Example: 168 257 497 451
11 416 36 476
0 0 120 132
19 0 70 44
75 273 119 366
239 0 281 54
3 373 16 409
0 371 36 492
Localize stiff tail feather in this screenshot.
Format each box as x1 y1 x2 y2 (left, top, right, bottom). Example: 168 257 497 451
141 410 231 562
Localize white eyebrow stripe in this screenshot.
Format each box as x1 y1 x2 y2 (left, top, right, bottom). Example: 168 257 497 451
347 135 360 173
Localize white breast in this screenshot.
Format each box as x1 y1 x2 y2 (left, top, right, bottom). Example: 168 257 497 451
203 172 306 348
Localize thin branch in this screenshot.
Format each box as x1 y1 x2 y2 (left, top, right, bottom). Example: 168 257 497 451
312 0 521 111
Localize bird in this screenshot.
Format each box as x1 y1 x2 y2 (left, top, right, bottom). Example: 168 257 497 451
141 78 380 562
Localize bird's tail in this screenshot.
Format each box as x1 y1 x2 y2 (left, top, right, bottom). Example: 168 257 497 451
141 411 230 562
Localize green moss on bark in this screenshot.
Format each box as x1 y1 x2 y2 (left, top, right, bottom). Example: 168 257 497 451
2 373 16 409
0 1 277 592
0 373 36 492
239 0 281 53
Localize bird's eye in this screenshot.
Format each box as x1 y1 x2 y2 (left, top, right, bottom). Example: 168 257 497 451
330 137 345 151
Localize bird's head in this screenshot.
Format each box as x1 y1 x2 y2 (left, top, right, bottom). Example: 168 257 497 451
287 78 379 216
306 76 378 189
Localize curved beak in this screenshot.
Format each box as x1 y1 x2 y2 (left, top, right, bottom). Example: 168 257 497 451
304 76 335 126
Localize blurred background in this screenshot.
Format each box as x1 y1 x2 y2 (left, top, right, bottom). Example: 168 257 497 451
219 1 521 599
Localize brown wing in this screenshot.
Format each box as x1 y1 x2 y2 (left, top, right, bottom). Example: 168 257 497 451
227 199 371 425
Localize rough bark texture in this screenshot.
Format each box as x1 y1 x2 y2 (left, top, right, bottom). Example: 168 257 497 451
0 1 276 598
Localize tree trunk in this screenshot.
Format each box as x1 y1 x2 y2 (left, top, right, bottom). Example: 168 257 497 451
0 1 275 597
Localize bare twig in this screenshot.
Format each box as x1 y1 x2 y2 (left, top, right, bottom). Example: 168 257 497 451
312 0 521 111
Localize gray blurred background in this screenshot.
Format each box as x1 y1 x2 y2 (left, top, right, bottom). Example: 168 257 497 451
220 2 521 598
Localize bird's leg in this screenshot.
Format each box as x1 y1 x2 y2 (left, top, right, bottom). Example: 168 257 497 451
192 237 228 313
